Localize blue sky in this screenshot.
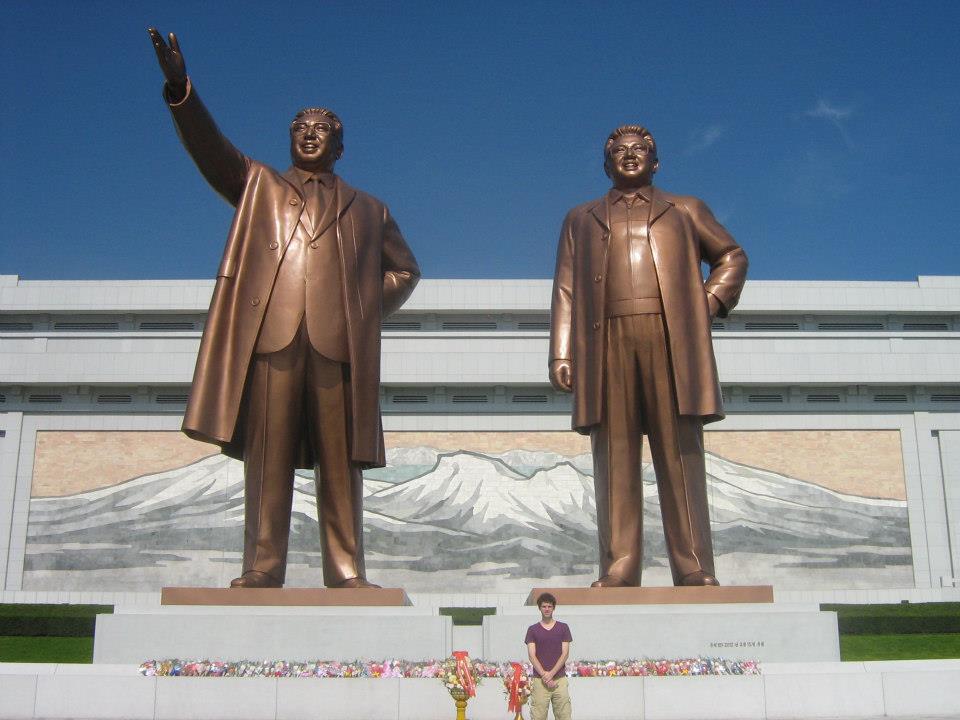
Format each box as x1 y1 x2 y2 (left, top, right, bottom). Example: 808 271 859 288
1 1 958 282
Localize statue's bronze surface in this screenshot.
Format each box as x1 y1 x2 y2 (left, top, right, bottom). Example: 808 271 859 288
549 126 747 587
149 30 420 589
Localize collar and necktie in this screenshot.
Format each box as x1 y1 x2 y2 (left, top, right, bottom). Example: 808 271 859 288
302 171 333 229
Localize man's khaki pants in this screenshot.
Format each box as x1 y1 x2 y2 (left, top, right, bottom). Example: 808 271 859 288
531 677 572 720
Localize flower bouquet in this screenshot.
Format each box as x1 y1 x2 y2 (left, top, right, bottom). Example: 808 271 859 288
438 651 479 720
503 662 532 720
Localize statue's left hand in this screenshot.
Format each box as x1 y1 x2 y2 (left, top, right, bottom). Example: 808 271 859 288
707 293 721 319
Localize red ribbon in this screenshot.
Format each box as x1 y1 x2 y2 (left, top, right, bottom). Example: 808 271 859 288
452 651 476 698
507 662 524 712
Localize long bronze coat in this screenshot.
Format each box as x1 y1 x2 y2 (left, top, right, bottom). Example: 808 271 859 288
170 82 420 468
550 187 747 434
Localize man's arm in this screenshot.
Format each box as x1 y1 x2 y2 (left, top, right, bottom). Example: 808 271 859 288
684 197 748 318
549 212 575 392
549 640 571 677
148 28 249 207
380 207 421 317
527 642 551 682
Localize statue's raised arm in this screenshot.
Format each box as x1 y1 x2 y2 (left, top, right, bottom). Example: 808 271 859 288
146 28 248 206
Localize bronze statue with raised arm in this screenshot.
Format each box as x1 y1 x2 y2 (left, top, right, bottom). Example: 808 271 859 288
549 125 747 588
148 29 420 589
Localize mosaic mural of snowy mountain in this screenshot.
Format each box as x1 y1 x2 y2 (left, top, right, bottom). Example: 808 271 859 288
24 447 912 591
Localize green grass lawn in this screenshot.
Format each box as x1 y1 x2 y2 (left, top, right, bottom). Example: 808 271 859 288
0 636 94 663
840 633 960 661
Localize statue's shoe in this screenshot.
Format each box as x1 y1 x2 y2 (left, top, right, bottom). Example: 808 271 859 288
590 574 632 588
678 570 720 586
330 576 382 589
229 571 283 588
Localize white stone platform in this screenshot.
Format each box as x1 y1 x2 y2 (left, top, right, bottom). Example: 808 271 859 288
2 660 960 719
93 606 451 664
485 603 840 662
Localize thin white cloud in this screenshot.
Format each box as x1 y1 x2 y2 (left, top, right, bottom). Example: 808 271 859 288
684 125 724 156
806 99 855 148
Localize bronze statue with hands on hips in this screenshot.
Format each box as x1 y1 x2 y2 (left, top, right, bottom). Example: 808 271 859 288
148 29 420 589
549 125 747 588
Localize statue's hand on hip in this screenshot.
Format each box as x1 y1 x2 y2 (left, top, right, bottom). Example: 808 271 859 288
147 27 188 102
549 360 573 392
707 292 721 319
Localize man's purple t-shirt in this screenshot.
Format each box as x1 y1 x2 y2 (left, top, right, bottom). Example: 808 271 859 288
524 621 572 678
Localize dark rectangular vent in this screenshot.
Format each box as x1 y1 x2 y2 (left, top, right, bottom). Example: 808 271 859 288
451 395 488 403
442 322 498 331
806 394 841 403
874 394 908 403
53 321 120 331
747 394 783 403
903 322 949 331
517 322 550 331
383 321 422 330
97 394 132 404
392 395 428 404
711 322 726 331
29 394 62 403
511 394 548 403
139 321 195 331
931 394 960 403
818 322 884 331
0 322 33 331
0 394 6 403
744 322 800 331
156 394 190 404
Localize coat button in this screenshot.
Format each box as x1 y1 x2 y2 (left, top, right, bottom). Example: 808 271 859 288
593 321 601 330
310 241 319 249
268 242 279 250
594 274 602 282
251 297 260 306
289 198 299 205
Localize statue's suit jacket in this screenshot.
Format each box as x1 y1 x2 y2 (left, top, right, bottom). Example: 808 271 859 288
169 81 420 468
550 187 747 433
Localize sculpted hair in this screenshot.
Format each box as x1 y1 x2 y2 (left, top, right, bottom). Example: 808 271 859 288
537 592 558 607
604 124 657 160
292 107 344 145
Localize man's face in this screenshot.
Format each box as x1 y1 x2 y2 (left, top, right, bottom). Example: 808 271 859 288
539 602 555 620
605 133 658 189
289 114 342 172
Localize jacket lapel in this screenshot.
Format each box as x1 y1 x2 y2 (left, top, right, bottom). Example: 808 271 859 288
587 199 609 233
647 187 673 226
281 167 305 198
315 179 357 238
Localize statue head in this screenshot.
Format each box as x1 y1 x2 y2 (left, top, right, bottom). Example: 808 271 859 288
603 124 659 189
289 107 344 172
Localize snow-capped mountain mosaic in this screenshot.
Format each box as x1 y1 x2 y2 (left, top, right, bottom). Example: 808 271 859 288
23 447 912 591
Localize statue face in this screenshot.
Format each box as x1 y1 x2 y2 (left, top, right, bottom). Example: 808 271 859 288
605 133 658 188
289 114 342 172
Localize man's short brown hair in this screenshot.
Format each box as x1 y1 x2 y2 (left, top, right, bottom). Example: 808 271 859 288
536 592 558 607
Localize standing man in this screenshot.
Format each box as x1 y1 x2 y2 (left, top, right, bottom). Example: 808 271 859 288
148 30 420 589
525 593 572 720
549 125 747 588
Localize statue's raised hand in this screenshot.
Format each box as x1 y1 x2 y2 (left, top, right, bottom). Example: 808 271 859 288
148 28 187 101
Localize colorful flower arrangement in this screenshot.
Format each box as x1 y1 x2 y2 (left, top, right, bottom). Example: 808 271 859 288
139 657 759 678
504 661 532 715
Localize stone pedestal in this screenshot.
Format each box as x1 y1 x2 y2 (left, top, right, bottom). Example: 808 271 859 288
161 586 411 606
487 600 838 663
93 604 449 664
526 585 774 605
